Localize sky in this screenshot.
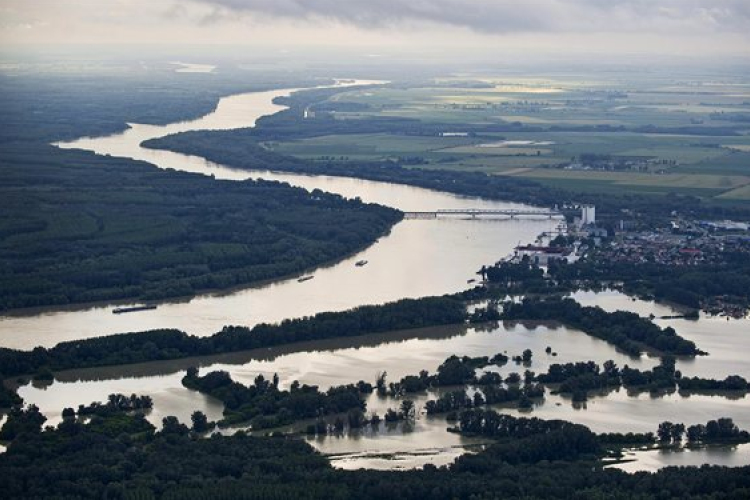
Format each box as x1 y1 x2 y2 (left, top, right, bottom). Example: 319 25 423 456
1 0 749 61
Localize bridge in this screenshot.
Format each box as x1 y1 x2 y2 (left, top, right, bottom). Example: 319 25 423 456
403 208 562 219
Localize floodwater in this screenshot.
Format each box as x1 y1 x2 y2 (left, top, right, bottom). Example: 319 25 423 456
571 290 750 379
16 312 750 468
611 443 750 473
17 321 655 427
0 81 559 350
2 82 748 472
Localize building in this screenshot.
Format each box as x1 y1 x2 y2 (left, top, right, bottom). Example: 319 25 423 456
514 245 570 265
581 205 596 226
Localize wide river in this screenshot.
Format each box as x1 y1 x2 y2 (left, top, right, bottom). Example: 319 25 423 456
0 80 559 350
2 80 749 472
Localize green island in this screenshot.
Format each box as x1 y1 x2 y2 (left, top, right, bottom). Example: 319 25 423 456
0 292 704 384
497 298 703 356
0 72 399 313
0 145 399 311
0 296 466 379
1 30 750 499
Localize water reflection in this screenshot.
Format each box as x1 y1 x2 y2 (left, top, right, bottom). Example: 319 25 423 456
13 316 750 470
16 373 224 429
3 83 748 471
611 443 750 473
0 81 558 349
571 290 750 379
18 320 658 441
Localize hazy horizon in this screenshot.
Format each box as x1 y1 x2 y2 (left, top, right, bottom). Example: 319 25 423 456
1 0 749 66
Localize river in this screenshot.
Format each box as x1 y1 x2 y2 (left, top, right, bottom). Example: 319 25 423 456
14 306 750 469
2 80 749 472
0 81 559 350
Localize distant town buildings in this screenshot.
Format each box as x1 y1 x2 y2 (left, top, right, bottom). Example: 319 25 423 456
590 219 749 267
581 205 596 226
513 245 570 265
572 204 597 232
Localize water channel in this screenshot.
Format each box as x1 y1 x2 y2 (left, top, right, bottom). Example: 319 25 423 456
0 81 559 350
2 81 748 471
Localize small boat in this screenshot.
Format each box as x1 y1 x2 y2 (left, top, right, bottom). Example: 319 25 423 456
297 275 314 283
355 260 368 267
112 305 157 314
467 279 476 284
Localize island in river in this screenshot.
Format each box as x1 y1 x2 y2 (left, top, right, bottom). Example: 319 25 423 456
1 66 744 497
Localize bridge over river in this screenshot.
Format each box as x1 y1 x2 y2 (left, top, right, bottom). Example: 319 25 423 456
403 208 562 219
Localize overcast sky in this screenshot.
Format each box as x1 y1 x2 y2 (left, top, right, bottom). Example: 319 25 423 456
1 0 748 60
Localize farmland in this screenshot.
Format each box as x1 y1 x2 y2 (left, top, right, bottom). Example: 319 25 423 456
269 75 750 201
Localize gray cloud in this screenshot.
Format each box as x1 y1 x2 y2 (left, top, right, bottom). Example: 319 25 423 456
188 0 750 34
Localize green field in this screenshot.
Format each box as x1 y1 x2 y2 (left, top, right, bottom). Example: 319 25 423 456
268 76 750 202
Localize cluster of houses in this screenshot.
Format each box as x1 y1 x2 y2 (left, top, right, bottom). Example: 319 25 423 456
591 221 749 266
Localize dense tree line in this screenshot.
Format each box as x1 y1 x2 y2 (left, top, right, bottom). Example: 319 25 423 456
549 258 750 312
455 407 598 441
483 258 547 288
455 410 750 462
144 88 750 224
500 297 703 356
597 431 656 445
465 258 586 303
0 296 466 377
378 352 545 413
425 383 545 415
406 354 748 419
182 368 368 429
0 375 23 408
536 357 748 399
2 401 750 499
144 129 564 210
75 393 154 418
476 257 750 317
0 144 400 312
678 375 750 392
658 418 750 445
0 69 324 143
387 353 509 396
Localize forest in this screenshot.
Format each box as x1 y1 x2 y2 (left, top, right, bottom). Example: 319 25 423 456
475 257 750 317
143 129 562 211
499 298 703 356
1 401 750 499
548 258 750 312
143 85 750 224
182 368 368 429
0 70 326 143
0 71 385 313
536 357 749 399
0 143 399 312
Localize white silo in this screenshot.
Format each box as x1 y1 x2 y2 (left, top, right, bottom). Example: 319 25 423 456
581 205 596 225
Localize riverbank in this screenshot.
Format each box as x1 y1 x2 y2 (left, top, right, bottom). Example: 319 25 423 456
4 77 750 477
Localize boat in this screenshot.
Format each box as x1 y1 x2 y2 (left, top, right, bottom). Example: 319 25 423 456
355 260 368 267
112 305 157 314
297 275 314 283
